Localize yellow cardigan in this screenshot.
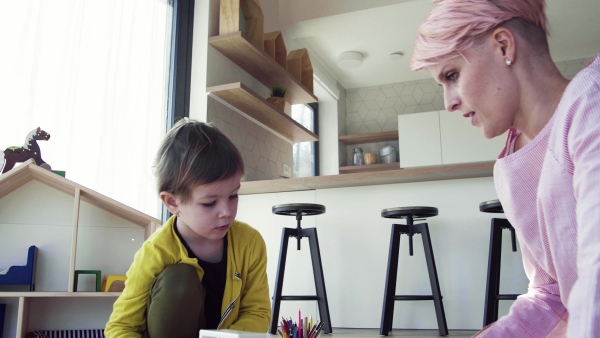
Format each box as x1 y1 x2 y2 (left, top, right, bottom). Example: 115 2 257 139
105 216 271 337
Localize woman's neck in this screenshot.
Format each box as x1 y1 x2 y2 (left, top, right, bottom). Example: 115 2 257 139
513 59 570 147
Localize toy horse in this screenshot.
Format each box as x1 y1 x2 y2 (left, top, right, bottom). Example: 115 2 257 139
1 127 51 174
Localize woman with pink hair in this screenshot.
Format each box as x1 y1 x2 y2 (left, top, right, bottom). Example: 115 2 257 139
412 0 599 337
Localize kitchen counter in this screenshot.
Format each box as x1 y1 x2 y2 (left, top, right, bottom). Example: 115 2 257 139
239 161 495 195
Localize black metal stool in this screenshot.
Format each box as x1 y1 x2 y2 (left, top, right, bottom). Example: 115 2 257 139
480 199 519 327
269 203 332 335
380 206 448 336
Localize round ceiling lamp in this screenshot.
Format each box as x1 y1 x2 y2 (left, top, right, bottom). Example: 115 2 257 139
389 52 405 60
338 51 364 69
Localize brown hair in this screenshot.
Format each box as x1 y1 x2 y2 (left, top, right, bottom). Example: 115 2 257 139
154 118 244 204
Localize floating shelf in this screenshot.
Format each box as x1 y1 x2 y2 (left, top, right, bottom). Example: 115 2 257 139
207 82 318 144
339 130 398 145
339 162 400 174
208 32 318 105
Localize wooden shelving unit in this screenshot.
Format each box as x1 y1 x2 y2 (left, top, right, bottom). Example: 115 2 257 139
339 130 398 145
208 32 318 105
339 162 400 174
207 82 318 144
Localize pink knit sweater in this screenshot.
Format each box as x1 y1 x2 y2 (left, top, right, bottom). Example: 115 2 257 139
477 54 600 337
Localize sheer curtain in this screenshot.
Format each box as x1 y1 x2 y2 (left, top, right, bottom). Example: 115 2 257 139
0 0 171 217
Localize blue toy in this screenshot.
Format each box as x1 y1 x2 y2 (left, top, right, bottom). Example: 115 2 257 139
0 246 38 291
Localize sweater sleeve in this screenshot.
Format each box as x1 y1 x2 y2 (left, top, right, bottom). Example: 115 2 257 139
228 230 271 332
565 64 600 337
105 238 171 337
474 241 568 337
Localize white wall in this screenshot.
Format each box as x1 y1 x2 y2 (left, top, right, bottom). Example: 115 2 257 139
237 177 528 330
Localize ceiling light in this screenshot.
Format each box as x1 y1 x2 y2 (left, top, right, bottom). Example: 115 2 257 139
338 51 363 69
389 52 405 60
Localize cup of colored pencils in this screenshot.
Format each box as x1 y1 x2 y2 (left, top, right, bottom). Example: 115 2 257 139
277 314 324 338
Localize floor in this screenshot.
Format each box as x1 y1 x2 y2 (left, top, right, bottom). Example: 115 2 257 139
269 328 477 337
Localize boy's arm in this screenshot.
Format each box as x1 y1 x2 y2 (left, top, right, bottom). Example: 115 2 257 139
229 232 272 332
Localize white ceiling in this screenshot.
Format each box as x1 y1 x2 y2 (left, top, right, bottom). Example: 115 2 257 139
280 0 600 89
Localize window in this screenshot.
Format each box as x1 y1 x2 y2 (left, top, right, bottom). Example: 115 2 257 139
292 102 319 177
0 0 174 216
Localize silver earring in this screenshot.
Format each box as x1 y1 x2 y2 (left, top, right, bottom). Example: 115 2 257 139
506 60 513 66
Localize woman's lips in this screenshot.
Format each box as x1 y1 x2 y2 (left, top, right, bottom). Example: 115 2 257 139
463 112 476 126
216 224 229 231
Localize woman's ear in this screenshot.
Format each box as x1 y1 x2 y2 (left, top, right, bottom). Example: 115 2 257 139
491 27 516 65
160 192 179 215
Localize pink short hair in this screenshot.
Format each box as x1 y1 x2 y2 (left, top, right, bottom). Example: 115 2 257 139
411 0 548 70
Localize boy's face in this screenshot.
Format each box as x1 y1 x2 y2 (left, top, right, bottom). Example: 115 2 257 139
163 172 242 244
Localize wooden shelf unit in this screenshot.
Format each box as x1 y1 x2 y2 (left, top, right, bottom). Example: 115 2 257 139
208 32 318 105
339 130 398 145
339 162 400 174
207 82 318 144
0 161 161 336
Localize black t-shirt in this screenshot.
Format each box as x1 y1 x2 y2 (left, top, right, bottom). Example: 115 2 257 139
174 221 227 329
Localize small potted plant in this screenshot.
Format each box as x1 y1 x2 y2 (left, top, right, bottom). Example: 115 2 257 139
266 85 287 112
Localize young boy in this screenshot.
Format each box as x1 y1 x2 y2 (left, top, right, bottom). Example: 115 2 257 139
105 119 271 337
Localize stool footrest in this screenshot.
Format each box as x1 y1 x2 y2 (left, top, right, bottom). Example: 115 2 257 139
394 295 435 301
280 295 320 301
496 294 519 300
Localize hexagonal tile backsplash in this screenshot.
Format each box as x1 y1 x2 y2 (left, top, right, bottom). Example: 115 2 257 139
208 97 293 182
343 57 591 165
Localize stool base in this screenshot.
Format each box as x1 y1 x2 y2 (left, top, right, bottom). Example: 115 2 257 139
269 227 332 335
380 222 448 336
483 218 519 327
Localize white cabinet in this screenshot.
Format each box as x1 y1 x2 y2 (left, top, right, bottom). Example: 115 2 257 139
399 110 506 168
439 110 506 164
398 111 442 167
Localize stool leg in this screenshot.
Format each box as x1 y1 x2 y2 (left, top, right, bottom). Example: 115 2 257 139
417 223 448 336
269 228 294 334
380 223 401 336
483 219 504 327
303 228 332 334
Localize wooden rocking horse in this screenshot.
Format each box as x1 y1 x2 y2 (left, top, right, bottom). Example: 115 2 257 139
1 127 51 174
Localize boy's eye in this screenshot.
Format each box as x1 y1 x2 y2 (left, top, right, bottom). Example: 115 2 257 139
202 201 216 207
229 194 239 200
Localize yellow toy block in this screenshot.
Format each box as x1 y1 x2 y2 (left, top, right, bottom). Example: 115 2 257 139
102 275 127 292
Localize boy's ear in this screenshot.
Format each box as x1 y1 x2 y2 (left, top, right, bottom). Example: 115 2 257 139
159 192 179 215
491 27 516 64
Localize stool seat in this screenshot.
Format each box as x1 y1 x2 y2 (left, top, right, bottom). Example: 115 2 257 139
479 200 504 213
272 203 325 216
382 206 438 219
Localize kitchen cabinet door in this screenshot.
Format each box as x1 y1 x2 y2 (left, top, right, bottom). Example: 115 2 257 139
398 111 442 168
439 110 506 164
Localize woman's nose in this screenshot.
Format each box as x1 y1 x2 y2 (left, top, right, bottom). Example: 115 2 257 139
444 90 460 112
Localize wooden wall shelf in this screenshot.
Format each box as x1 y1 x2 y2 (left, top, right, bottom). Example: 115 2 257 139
339 130 399 145
207 82 318 144
239 161 495 195
339 162 400 174
208 32 318 105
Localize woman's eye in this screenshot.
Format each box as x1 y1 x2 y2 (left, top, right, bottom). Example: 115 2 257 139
229 194 239 200
446 72 458 81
